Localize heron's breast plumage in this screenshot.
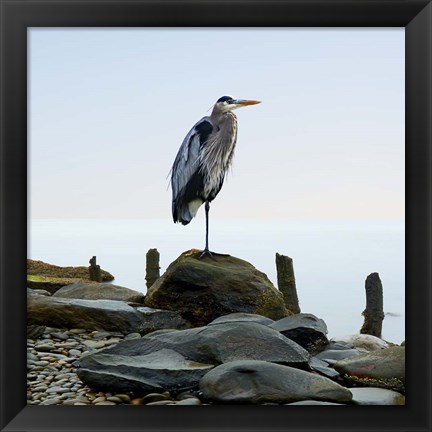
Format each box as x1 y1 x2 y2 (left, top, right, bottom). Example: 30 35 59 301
199 112 238 199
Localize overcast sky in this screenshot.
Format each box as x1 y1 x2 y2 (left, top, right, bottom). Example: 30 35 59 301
29 28 404 221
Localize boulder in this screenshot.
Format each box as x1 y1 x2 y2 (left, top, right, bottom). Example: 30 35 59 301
77 348 213 394
53 282 144 303
270 313 329 354
27 294 190 335
81 321 310 368
349 387 405 405
144 250 289 326
199 360 352 404
208 313 274 326
333 346 405 392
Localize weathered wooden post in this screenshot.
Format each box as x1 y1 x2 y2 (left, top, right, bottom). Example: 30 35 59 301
360 272 385 337
275 253 300 314
89 256 102 282
146 248 160 289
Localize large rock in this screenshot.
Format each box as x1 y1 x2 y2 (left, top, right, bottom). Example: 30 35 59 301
53 282 144 303
82 321 310 368
199 360 352 404
27 294 190 335
270 313 329 354
333 346 405 392
144 250 289 326
77 348 213 394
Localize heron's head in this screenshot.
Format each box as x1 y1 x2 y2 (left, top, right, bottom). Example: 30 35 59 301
213 95 261 114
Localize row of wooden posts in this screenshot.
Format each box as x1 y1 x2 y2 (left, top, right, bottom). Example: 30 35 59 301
88 251 385 338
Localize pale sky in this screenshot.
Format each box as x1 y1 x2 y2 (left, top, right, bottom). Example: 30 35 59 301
29 28 405 221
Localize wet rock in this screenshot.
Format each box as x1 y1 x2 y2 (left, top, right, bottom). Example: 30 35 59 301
53 283 145 304
350 387 405 405
330 334 390 351
144 249 289 326
28 295 190 335
270 313 329 354
199 360 352 404
333 346 404 392
93 321 310 368
208 313 274 326
77 348 214 394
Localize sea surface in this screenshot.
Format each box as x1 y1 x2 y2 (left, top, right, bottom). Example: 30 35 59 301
29 218 405 344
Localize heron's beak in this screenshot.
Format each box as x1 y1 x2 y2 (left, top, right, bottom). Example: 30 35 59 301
234 99 261 107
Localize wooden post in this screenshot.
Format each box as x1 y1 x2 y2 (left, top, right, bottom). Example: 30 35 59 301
360 272 385 337
89 256 102 282
275 253 300 314
146 248 160 289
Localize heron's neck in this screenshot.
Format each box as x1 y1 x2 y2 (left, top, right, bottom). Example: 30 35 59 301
210 109 236 124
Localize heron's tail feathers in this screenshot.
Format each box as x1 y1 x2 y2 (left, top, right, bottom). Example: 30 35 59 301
172 198 204 225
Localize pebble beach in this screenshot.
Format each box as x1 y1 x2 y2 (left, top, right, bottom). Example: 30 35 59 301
27 327 202 406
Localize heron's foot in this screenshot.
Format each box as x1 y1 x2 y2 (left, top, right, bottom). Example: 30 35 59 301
198 249 230 260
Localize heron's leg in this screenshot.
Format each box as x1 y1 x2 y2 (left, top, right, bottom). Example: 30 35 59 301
205 200 210 251
199 201 230 259
199 201 213 259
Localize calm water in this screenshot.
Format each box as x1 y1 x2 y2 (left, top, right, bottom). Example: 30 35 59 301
29 218 405 343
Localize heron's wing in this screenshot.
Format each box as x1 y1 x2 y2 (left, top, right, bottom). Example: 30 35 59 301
171 117 213 199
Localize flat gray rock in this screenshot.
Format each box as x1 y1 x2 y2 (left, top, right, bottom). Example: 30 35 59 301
28 295 190 335
53 282 145 303
77 348 213 394
199 360 352 404
95 321 310 367
350 387 405 405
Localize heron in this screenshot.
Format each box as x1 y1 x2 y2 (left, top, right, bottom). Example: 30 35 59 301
170 95 261 258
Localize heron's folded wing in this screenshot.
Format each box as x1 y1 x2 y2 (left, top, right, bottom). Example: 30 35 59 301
171 118 213 199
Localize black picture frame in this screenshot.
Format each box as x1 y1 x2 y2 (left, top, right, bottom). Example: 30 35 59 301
1 1 430 431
